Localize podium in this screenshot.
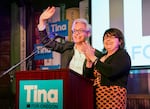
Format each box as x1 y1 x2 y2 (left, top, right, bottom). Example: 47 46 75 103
15 69 94 109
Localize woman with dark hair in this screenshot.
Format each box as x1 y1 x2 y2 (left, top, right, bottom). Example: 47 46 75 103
82 28 131 109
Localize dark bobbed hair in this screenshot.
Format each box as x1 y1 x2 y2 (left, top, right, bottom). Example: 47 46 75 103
102 28 125 52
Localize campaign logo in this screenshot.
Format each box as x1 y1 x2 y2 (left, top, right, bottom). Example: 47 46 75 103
19 80 63 109
34 44 53 60
49 20 68 37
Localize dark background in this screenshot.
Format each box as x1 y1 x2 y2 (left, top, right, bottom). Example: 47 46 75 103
1 0 82 9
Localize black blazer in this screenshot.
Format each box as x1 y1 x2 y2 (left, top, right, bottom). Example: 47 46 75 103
85 49 131 88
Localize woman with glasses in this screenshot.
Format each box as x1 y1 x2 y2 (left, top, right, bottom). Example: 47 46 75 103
37 6 98 76
82 28 131 109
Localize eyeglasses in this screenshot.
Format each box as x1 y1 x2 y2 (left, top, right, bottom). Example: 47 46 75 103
104 35 118 40
72 29 88 34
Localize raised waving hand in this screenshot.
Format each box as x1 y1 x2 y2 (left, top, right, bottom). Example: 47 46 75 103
39 6 56 27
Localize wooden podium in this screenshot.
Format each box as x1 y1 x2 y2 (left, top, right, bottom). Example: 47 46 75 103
15 69 94 109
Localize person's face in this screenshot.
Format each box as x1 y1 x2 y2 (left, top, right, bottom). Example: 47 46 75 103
103 34 121 53
72 22 89 44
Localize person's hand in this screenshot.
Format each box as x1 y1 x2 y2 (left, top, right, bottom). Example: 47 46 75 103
39 6 56 26
81 42 96 62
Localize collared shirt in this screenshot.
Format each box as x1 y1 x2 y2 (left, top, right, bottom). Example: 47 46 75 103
69 47 85 75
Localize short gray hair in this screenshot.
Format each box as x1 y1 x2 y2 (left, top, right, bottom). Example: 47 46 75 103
71 18 92 33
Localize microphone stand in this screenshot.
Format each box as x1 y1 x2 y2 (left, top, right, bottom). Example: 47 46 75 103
0 46 40 109
0 34 52 78
0 50 37 78
0 33 65 78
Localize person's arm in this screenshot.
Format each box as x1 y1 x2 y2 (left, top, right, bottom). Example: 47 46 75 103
81 42 102 66
36 6 56 46
38 6 56 31
37 6 75 53
83 43 103 78
94 50 131 78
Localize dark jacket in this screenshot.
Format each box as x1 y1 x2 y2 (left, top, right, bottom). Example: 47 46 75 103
38 29 101 77
39 29 74 68
84 49 131 88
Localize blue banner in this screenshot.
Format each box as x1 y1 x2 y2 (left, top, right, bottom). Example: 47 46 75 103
40 65 60 70
49 20 68 37
34 44 53 60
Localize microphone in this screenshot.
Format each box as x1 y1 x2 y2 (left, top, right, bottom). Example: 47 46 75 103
53 33 65 40
48 32 65 41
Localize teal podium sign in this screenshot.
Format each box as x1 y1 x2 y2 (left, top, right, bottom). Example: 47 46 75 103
19 80 63 109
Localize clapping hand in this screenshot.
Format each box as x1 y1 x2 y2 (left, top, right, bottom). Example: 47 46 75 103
81 42 95 62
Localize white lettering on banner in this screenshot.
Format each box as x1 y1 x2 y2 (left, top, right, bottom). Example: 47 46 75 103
24 85 58 103
132 45 150 60
92 0 150 66
36 46 51 54
51 24 67 32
